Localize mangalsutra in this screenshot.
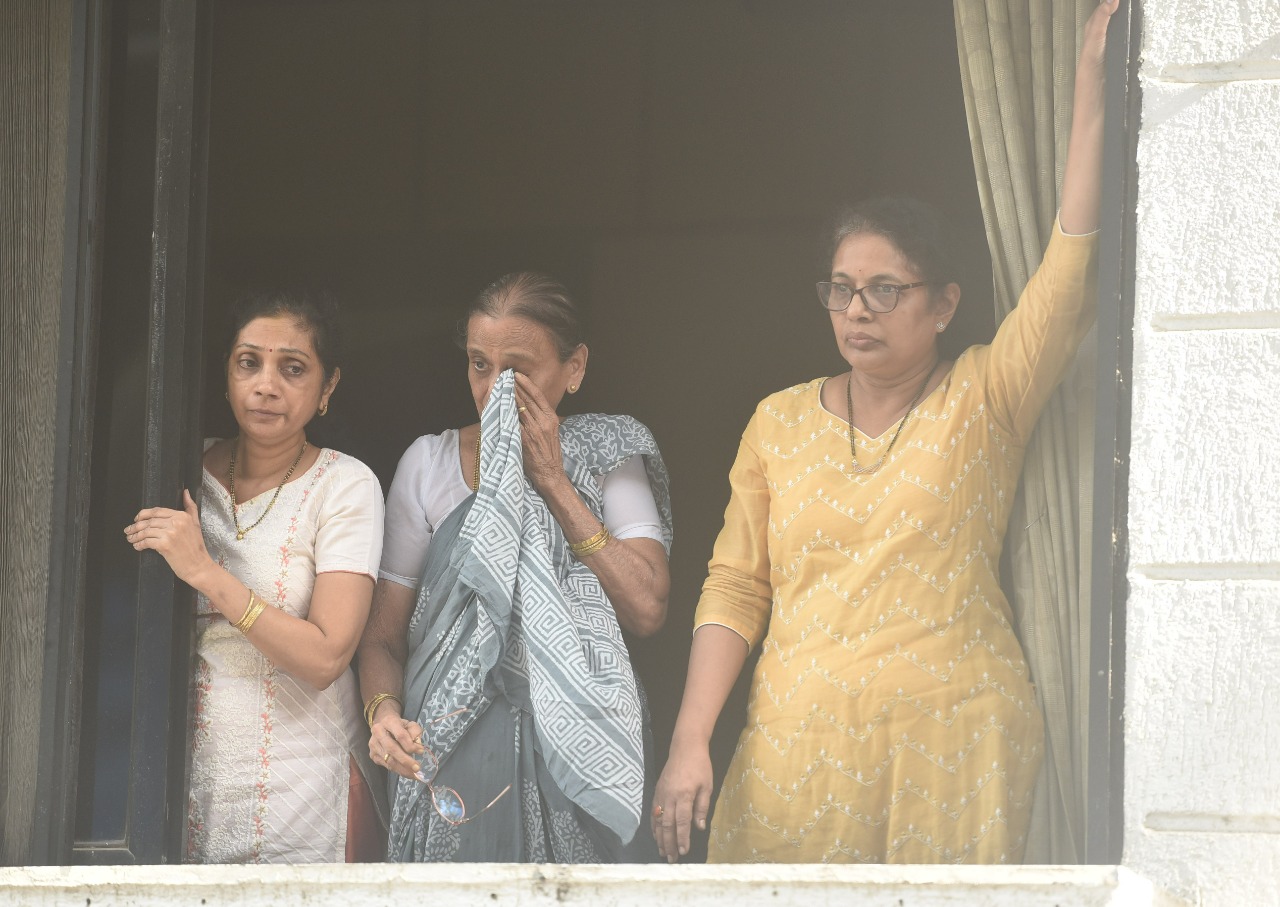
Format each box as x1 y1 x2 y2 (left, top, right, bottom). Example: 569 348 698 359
471 431 481 491
846 363 937 475
229 438 308 540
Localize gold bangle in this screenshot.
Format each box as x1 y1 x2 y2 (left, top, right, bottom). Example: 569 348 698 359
233 591 268 634
364 692 402 730
568 526 611 558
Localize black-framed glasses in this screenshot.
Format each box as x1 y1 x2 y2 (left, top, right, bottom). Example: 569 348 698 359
413 708 512 825
816 280 932 313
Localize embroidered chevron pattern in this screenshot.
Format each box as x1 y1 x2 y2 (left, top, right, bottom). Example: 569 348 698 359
705 369 1045 865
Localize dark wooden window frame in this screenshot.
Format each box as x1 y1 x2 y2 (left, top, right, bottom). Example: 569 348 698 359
1085 0 1141 865
34 0 211 865
31 0 110 865
35 0 1138 865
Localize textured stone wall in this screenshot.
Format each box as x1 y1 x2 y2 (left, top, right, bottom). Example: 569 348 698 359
1124 1 1280 904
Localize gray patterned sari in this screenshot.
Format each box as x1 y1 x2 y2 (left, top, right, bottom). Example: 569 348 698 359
387 370 672 862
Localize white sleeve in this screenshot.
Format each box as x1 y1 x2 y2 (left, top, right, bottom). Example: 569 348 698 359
378 436 439 588
314 458 384 580
601 455 664 544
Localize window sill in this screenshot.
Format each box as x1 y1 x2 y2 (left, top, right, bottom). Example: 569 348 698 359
1 863 1184 906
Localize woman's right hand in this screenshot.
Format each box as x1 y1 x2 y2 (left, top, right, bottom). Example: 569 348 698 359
124 489 216 590
651 738 714 863
369 711 425 781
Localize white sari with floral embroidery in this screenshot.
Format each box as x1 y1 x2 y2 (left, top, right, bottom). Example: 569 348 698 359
186 443 384 864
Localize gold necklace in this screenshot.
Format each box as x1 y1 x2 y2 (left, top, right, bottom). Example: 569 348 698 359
846 363 937 475
229 438 308 540
471 431 481 491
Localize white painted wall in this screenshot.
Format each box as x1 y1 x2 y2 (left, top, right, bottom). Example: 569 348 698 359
1124 1 1280 904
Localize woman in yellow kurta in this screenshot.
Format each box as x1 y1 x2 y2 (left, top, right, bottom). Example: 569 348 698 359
652 0 1117 864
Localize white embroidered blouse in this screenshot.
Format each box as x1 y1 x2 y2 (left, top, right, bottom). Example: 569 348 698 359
186 443 384 863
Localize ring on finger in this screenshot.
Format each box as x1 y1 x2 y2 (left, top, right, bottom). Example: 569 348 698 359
652 804 664 818
383 751 390 764
518 406 528 413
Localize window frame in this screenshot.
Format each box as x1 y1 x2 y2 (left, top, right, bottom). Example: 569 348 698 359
36 0 1139 866
34 0 211 865
1085 0 1141 865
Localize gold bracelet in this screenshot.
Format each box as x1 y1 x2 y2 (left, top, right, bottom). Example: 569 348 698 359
364 692 402 730
568 525 611 558
233 591 268 634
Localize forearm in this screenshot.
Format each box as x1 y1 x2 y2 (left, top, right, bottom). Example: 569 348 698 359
1059 9 1110 234
190 564 358 689
670 624 751 749
1059 92 1104 233
357 580 414 725
537 472 669 636
357 636 408 727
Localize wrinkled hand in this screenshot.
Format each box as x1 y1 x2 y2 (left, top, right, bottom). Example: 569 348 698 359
124 489 213 587
652 740 714 863
513 372 566 494
369 711 426 781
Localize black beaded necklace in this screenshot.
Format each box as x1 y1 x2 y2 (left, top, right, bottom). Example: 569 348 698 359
229 438 308 540
845 363 937 475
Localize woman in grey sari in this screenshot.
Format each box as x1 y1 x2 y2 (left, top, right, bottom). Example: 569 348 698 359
357 272 672 862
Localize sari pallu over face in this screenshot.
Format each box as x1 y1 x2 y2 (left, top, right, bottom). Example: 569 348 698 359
387 370 673 862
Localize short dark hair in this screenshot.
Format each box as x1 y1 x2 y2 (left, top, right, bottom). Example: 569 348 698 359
825 197 959 287
458 272 585 361
225 288 342 382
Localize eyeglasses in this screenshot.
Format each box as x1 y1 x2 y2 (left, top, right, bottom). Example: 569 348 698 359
816 280 932 313
413 708 512 825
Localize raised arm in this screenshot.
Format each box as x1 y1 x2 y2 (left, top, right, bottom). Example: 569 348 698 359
1058 0 1118 235
515 372 670 637
533 479 671 637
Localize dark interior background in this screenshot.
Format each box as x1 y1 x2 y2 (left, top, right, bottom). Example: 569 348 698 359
201 0 993 861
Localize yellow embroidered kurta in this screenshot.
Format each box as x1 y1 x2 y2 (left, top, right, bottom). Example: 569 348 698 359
696 224 1098 863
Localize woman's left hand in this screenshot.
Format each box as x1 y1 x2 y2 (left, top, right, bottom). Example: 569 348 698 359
513 372 566 494
1080 0 1119 79
124 489 213 588
1058 0 1117 235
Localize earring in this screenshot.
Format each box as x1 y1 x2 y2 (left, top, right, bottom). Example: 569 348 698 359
936 322 946 332
318 401 329 416
568 384 579 394
225 391 229 401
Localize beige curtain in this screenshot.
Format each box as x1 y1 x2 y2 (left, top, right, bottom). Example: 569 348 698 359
952 0 1097 863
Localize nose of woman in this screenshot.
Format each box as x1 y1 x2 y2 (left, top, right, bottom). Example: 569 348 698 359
842 295 875 321
251 368 281 398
